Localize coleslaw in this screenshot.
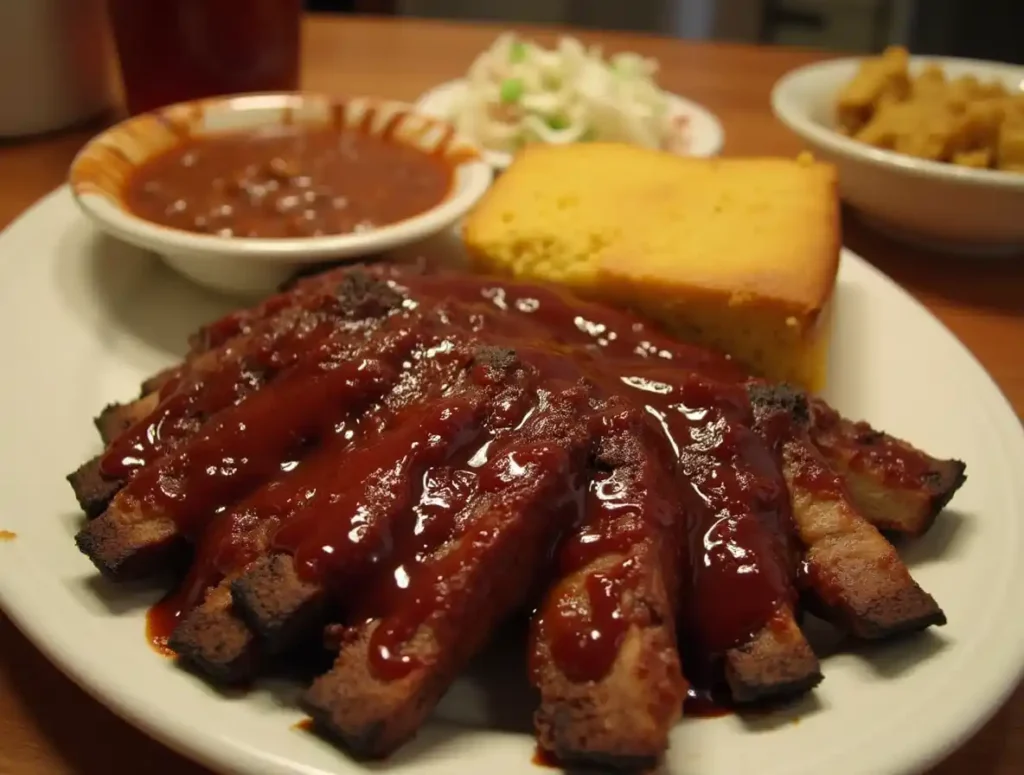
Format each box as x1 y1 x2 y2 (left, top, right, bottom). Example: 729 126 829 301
448 34 687 155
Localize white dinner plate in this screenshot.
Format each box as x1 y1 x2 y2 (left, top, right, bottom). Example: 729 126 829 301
1 188 1023 775
415 79 725 169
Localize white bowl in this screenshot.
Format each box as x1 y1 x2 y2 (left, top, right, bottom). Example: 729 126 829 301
69 93 493 295
771 56 1024 254
416 78 725 170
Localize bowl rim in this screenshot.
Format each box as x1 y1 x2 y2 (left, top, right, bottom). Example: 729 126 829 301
770 55 1024 191
415 78 727 170
68 91 494 263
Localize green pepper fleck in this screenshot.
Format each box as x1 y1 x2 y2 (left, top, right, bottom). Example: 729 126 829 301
500 78 524 104
509 41 527 63
546 114 570 131
543 72 561 90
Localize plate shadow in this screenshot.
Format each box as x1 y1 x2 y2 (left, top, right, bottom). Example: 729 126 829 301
54 225 239 361
894 508 970 568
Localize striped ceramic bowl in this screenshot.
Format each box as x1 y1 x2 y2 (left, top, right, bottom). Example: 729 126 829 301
69 93 493 295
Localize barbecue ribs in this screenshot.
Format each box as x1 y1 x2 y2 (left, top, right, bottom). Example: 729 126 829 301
69 263 966 771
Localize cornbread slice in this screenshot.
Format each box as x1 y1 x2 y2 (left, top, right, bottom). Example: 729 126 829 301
462 144 840 392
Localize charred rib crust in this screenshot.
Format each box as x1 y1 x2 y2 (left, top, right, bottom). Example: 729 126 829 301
75 511 184 580
227 348 495 656
827 580 947 639
66 456 121 519
279 260 356 292
230 554 325 652
305 427 587 759
749 386 945 640
140 366 178 396
534 623 684 769
471 345 518 373
77 326 408 587
806 397 967 537
795 499 946 640
532 426 687 767
93 393 161 445
335 268 404 318
924 459 968 518
169 582 260 683
746 381 809 426
94 403 132 445
724 612 823 703
838 463 965 538
302 619 452 759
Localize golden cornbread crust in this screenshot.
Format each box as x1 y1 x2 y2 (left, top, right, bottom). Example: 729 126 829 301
463 143 841 390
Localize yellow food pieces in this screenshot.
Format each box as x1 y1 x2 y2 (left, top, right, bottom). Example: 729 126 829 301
836 46 1024 172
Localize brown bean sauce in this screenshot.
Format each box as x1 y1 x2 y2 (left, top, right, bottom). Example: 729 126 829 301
123 127 454 238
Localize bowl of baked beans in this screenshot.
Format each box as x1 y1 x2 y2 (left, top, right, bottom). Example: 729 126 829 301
69 93 493 295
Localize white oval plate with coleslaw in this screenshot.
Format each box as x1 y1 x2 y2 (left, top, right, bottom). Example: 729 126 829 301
417 79 724 170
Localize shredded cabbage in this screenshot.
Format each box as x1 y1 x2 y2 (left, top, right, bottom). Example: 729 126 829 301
449 33 685 155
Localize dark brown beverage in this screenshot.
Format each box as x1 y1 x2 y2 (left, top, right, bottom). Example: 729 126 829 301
108 0 302 115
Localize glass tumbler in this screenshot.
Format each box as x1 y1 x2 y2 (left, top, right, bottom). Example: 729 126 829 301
108 0 302 115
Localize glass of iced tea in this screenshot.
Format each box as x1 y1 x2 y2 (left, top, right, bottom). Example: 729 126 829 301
107 0 303 115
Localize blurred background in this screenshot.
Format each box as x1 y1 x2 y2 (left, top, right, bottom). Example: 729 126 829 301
309 0 1024 63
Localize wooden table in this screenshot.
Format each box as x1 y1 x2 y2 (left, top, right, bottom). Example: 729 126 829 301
0 14 1021 775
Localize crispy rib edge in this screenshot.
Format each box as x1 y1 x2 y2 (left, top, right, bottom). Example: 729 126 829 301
76 394 163 517
74 502 184 580
230 554 326 654
754 385 947 639
531 548 687 769
785 438 947 639
808 398 967 537
67 456 121 520
140 365 179 397
169 580 261 683
534 622 684 772
94 393 160 446
833 458 966 538
723 609 823 703
303 455 580 758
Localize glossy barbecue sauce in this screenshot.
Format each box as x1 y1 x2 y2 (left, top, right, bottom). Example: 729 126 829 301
530 400 680 685
138 265 806 699
101 275 406 482
354 383 591 682
808 398 937 489
148 595 184 657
